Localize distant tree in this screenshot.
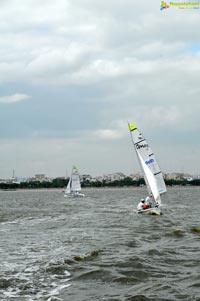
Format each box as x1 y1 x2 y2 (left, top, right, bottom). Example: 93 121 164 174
189 179 200 186
1 176 200 190
51 178 68 188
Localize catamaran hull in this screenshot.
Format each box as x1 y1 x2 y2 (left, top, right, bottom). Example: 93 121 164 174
134 206 162 215
64 193 85 198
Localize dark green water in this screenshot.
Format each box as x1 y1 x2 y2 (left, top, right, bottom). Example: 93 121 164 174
0 187 200 301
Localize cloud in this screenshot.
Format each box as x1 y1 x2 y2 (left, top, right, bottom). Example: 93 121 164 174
0 93 31 104
0 0 200 177
93 129 121 140
0 0 200 88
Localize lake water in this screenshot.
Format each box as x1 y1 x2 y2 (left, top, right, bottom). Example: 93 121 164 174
0 187 200 301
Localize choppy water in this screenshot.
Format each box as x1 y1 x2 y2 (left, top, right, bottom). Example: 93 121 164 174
0 187 200 301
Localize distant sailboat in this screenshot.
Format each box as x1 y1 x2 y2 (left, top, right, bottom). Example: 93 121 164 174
64 166 85 198
128 122 167 215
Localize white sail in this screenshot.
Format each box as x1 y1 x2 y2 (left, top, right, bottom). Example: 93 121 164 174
64 166 85 197
65 178 71 194
128 122 166 205
70 166 81 192
138 152 161 204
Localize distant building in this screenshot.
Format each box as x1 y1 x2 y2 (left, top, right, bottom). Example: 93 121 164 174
102 172 126 182
81 174 92 182
35 174 46 180
129 173 142 180
90 176 103 183
28 174 52 182
165 173 184 180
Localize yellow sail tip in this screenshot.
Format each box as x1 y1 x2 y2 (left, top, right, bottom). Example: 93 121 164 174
128 122 137 131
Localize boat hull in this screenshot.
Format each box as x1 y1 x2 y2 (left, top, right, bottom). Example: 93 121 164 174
64 192 85 198
134 206 162 215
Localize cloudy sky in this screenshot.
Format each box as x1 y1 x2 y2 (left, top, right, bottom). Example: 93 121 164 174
0 0 200 179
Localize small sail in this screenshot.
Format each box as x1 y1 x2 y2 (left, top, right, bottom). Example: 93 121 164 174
128 122 166 202
71 166 82 192
65 178 71 194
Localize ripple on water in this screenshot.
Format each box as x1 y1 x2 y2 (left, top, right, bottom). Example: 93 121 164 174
1 188 200 301
0 258 71 300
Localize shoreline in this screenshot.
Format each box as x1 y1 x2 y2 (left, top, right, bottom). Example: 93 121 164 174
1 185 200 192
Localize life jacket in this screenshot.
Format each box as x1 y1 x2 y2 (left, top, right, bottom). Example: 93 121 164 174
142 204 148 209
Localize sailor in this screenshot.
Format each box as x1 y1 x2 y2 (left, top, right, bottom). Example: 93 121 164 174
145 193 153 208
137 199 148 211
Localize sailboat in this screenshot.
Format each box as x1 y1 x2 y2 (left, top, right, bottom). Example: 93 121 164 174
128 122 167 215
64 166 85 198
